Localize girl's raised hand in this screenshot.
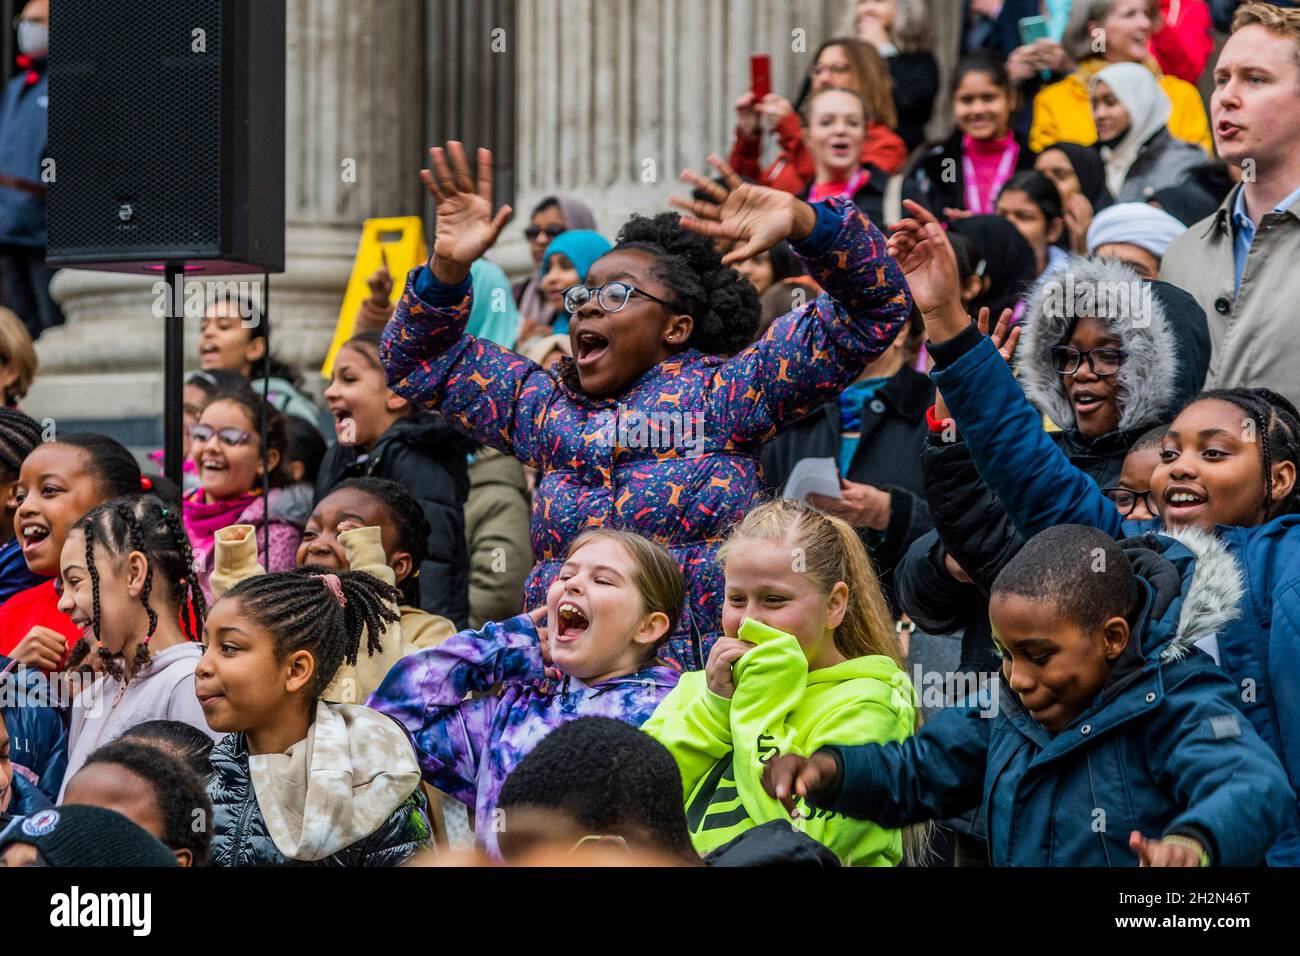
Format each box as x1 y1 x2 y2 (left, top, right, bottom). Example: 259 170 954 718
755 93 795 123
705 636 755 699
1064 192 1094 255
735 91 761 137
421 141 514 284
366 262 394 308
886 200 963 319
528 605 560 681
975 306 1021 366
670 155 817 266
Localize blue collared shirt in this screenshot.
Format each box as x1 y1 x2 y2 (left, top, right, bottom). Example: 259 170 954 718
1231 183 1300 294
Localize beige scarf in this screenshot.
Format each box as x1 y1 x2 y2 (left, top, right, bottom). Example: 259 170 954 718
248 701 421 861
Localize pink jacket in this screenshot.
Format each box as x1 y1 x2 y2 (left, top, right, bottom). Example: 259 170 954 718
183 488 303 602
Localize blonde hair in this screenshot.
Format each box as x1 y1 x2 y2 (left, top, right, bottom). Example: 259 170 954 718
721 498 931 864
717 498 903 666
565 529 686 644
0 308 37 406
1233 2 1300 69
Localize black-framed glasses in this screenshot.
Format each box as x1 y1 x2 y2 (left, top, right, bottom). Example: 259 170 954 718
1051 346 1126 377
562 281 681 315
1103 486 1156 517
525 224 566 242
188 424 252 447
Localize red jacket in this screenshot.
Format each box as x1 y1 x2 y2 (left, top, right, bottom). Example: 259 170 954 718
1150 0 1214 84
0 579 79 661
729 113 908 195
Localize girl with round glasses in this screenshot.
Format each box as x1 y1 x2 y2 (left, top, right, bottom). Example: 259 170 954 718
380 141 913 670
182 390 303 601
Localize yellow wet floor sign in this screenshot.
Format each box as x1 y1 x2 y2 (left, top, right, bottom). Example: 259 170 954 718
321 216 427 379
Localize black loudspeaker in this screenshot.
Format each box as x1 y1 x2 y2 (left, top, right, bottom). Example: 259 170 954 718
46 0 285 275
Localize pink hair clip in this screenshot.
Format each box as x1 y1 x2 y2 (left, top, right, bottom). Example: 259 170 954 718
322 573 347 608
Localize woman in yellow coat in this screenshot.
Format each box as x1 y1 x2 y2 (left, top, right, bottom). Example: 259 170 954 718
1028 0 1211 155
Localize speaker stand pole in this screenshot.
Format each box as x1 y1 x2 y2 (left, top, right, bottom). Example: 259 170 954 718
163 263 185 484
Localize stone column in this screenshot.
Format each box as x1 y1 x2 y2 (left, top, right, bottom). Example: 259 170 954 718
491 0 844 279
28 0 426 433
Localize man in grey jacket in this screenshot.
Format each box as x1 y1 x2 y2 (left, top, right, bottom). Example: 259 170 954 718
1160 2 1300 401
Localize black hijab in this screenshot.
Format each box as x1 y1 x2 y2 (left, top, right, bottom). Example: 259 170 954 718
950 215 1038 319
1040 141 1114 211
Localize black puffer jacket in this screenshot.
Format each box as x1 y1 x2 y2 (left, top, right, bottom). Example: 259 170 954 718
206 732 430 868
897 264 1210 655
315 411 473 629
761 365 934 614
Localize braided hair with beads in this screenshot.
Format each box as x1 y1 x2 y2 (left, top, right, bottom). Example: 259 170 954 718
220 567 402 699
65 495 206 681
1191 388 1300 518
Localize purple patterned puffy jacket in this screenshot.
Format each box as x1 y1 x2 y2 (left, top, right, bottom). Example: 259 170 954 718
381 198 911 669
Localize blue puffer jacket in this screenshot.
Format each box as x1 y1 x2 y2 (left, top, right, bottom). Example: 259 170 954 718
928 324 1300 864
0 662 68 801
815 531 1292 866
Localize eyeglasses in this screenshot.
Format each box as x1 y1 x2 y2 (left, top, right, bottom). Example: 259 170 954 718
1051 346 1126 377
525 224 566 242
811 63 852 76
1103 486 1156 517
187 424 252 447
562 281 681 315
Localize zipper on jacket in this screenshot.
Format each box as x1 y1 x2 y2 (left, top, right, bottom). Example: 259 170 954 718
1085 753 1113 867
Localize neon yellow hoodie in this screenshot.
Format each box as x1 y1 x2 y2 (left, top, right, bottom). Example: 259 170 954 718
642 618 917 865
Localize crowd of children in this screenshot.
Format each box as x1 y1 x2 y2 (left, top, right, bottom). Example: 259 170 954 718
5 0 1300 872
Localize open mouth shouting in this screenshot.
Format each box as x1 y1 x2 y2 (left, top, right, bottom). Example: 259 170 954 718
200 456 229 477
1162 483 1209 522
327 401 354 441
1071 388 1108 417
555 600 591 643
828 137 854 161
198 340 222 367
574 329 610 369
19 519 51 558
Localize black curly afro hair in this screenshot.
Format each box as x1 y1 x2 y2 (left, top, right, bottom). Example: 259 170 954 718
614 212 762 357
497 716 696 863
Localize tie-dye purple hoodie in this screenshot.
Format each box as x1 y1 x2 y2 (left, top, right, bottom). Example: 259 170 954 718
380 197 912 670
367 611 678 857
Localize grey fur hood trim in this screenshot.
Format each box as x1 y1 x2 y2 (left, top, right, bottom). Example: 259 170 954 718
1158 526 1245 664
1015 256 1177 432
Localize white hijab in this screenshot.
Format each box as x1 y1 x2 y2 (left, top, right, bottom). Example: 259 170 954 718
1091 62 1171 199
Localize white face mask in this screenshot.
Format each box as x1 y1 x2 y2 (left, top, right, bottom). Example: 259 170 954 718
17 21 48 56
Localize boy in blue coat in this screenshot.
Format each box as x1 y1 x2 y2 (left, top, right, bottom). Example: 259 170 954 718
762 524 1291 866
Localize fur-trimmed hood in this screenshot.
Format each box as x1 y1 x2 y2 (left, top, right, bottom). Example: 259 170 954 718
1015 256 1210 433
1121 526 1245 665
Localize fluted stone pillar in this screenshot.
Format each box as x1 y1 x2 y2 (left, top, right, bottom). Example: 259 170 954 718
28 0 426 433
491 0 845 278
